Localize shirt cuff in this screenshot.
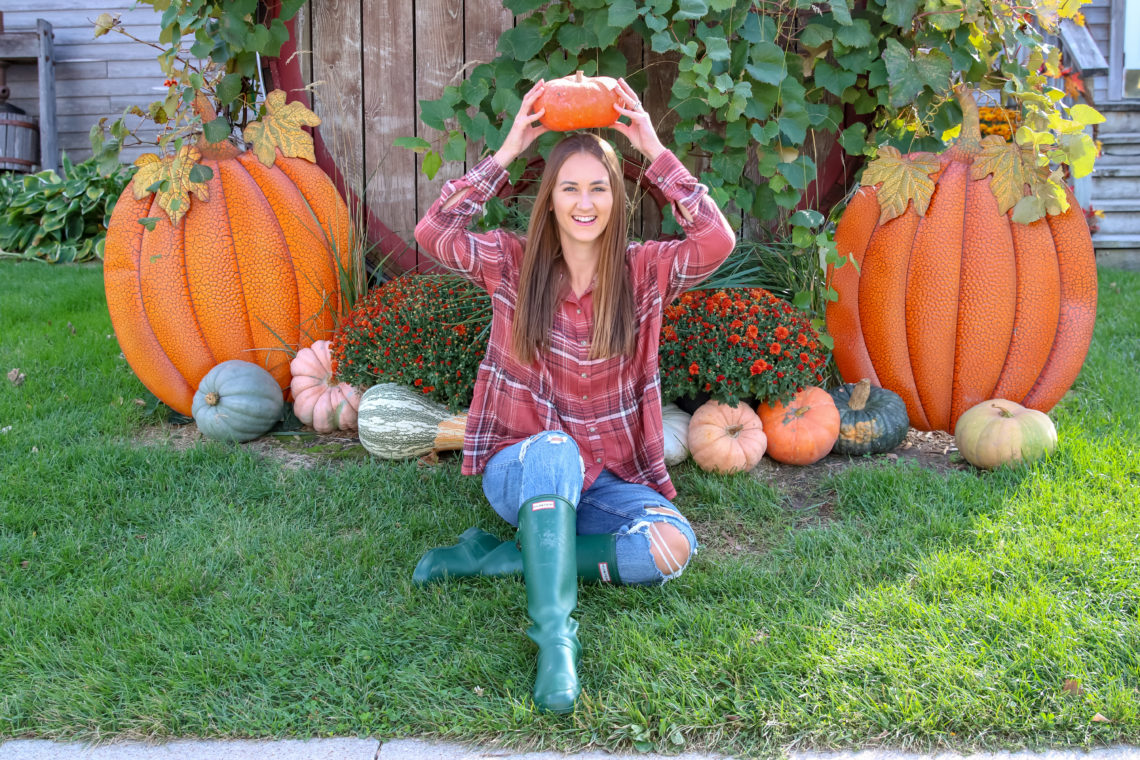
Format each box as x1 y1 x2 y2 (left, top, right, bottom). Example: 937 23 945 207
465 155 511 200
645 149 707 226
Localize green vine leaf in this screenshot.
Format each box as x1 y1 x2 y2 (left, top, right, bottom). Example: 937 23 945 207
971 135 1041 215
861 146 941 224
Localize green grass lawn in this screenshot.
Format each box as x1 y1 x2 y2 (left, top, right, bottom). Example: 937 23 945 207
1 260 1138 756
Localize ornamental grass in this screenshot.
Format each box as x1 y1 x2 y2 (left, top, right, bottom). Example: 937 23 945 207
329 273 491 412
659 288 828 408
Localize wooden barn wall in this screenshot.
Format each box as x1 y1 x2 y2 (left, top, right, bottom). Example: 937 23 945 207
2 1 169 166
294 0 682 269
1082 0 1112 103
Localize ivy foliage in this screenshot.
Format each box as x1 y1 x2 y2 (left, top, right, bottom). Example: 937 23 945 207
403 0 1096 228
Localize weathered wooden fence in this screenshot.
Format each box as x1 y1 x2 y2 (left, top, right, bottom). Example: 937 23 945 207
281 0 686 273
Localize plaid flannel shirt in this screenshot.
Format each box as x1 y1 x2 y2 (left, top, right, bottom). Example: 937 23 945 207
413 149 735 499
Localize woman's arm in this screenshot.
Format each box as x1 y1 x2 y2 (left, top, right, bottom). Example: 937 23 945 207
610 79 736 301
413 82 550 292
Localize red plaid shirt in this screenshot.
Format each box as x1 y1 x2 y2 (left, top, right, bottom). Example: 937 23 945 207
413 150 734 499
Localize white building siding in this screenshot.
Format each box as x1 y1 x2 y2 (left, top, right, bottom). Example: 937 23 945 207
2 1 168 165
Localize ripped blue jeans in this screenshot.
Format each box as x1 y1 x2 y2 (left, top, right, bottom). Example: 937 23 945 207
481 430 699 586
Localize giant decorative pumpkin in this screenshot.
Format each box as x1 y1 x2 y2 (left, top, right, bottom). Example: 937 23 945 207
537 71 619 131
104 92 351 417
827 89 1097 433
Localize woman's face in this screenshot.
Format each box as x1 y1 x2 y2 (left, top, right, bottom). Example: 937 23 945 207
550 152 613 251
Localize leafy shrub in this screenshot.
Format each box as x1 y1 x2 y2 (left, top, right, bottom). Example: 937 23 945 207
659 288 828 407
0 155 134 263
330 274 492 411
407 0 1096 231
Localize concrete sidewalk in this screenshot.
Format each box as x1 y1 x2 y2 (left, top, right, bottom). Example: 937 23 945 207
1 739 1139 760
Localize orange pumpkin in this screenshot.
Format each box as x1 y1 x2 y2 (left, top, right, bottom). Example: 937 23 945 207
826 92 1097 433
537 71 619 131
104 140 350 417
757 386 840 465
687 400 767 474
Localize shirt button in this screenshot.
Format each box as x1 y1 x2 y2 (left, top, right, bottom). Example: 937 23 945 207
595 457 602 464
658 175 665 182
581 394 588 400
576 308 582 314
589 426 597 433
580 340 588 346
581 372 588 378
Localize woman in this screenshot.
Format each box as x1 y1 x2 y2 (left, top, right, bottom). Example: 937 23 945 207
411 78 735 714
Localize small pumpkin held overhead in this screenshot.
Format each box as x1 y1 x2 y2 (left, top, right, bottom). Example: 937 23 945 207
536 71 620 131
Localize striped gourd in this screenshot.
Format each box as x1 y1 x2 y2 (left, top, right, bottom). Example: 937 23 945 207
358 383 468 459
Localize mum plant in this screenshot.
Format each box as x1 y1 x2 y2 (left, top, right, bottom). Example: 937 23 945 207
330 275 492 412
659 288 828 408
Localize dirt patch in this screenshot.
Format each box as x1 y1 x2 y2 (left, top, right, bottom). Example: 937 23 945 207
134 422 370 469
749 428 969 512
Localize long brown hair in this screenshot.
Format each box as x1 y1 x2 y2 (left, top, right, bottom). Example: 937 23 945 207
510 133 635 364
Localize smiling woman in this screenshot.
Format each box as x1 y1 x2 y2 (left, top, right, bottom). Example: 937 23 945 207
408 78 735 714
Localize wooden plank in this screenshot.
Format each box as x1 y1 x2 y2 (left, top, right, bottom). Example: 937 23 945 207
1060 19 1109 76
362 0 418 264
2 8 163 30
43 41 168 60
0 33 38 58
414 0 465 255
1109 0 1125 100
642 47 680 241
463 0 512 169
7 60 109 82
311 0 364 197
38 19 60 175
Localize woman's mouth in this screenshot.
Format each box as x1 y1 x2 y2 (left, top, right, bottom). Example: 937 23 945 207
572 215 597 225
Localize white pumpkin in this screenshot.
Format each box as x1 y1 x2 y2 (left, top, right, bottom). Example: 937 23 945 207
358 383 468 459
662 403 692 466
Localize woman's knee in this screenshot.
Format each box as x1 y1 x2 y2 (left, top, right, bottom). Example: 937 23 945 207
519 430 584 477
615 507 697 585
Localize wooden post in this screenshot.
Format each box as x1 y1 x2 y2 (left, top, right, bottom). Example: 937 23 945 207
36 19 57 175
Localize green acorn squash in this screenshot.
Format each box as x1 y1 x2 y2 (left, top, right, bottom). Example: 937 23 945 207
828 378 909 456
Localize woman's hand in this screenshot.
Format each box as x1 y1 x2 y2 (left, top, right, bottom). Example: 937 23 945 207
611 78 666 164
491 81 549 169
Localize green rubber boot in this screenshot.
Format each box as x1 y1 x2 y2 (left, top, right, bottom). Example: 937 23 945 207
412 527 621 585
518 494 581 714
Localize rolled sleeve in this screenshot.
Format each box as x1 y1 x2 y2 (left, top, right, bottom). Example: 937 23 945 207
414 156 515 294
640 151 737 303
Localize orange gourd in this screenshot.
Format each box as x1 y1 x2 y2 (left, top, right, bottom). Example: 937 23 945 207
756 386 840 465
537 71 619 131
687 400 767 474
826 91 1097 433
104 139 350 417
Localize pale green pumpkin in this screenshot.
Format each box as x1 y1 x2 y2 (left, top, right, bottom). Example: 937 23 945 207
192 360 283 442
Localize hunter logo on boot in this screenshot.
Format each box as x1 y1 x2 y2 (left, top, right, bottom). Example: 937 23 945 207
598 562 611 582
531 500 556 511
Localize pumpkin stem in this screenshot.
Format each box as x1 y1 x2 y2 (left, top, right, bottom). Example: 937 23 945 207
726 424 744 437
992 403 1015 418
205 391 221 406
849 379 872 411
575 70 584 82
948 85 984 159
192 93 218 124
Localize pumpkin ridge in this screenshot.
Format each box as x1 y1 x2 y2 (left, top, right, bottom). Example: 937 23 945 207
219 159 298 384
231 154 307 350
105 192 197 415
903 181 933 431
139 194 217 395
828 188 881 385
185 158 255 364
